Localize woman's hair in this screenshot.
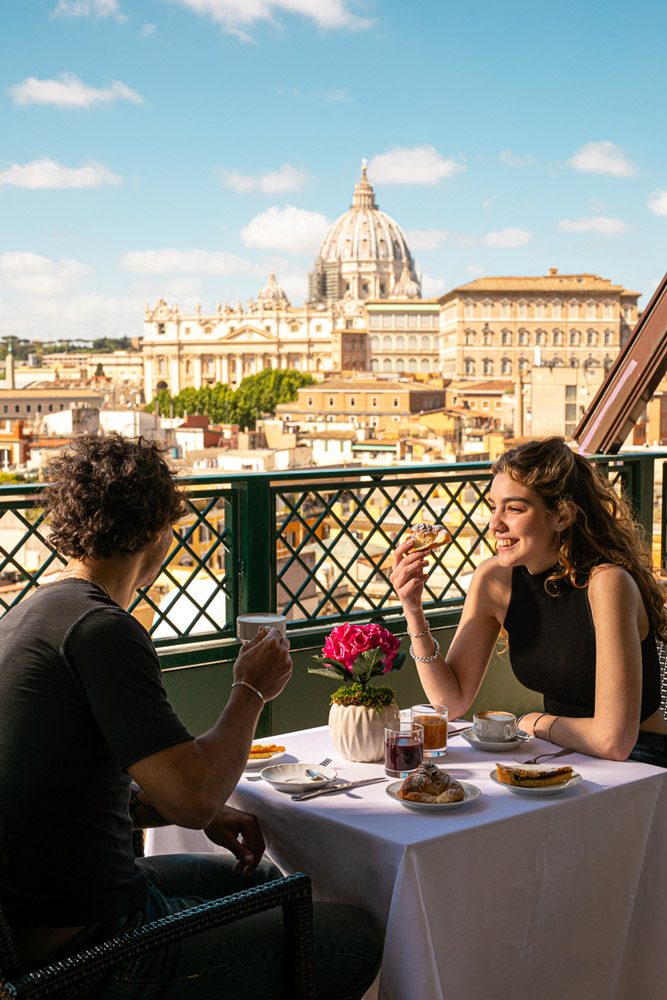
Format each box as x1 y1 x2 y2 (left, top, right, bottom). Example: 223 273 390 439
492 436 667 640
44 433 186 559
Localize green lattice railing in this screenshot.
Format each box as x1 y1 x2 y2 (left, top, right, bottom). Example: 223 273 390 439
0 453 663 663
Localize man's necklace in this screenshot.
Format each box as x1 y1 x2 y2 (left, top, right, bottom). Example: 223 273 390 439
60 569 113 600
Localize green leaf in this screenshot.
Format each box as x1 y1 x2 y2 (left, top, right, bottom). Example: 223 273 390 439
307 666 348 682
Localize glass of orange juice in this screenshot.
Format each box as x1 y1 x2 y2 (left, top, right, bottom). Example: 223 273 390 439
410 703 448 757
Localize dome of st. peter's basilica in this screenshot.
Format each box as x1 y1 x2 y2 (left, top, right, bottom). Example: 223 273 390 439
308 161 420 304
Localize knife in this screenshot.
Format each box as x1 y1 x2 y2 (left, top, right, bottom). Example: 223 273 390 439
291 776 387 801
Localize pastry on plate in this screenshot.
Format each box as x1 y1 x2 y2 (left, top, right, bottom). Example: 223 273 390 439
405 522 451 552
248 743 285 760
494 761 573 788
398 761 465 803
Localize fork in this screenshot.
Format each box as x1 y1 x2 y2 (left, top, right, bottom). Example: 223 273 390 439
520 747 574 766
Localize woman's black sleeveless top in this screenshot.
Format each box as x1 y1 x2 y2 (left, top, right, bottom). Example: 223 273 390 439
504 565 661 720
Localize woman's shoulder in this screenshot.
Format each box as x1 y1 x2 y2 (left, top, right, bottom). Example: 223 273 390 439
471 556 512 616
588 562 642 604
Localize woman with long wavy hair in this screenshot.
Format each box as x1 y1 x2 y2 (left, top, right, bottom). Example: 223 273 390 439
390 436 667 765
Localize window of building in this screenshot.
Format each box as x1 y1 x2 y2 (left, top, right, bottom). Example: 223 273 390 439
395 357 406 372
482 400 490 410
408 314 418 328
349 397 356 407
14 405 19 413
535 300 545 318
501 357 512 375
569 300 579 317
37 404 42 412
371 397 378 407
464 329 475 346
382 359 392 372
501 301 511 318
464 302 474 318
552 301 562 319
536 329 547 346
519 356 530 372
518 299 528 318
408 358 417 373
464 357 475 375
393 397 400 408
370 358 379 372
2 405 6 413
604 302 613 319
370 335 379 351
483 358 493 375
587 329 598 346
501 329 512 346
382 335 392 350
587 301 596 319
48 404 53 411
482 328 492 346
307 397 314 407
396 335 405 351
199 524 212 544
565 385 576 401
382 314 392 329
565 403 577 422
553 328 564 346
369 315 381 329
604 329 614 346
409 335 418 350
157 323 166 335
518 328 529 346
421 335 430 350
569 329 581 346
570 356 579 368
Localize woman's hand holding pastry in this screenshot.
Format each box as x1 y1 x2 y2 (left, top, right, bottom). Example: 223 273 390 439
390 539 429 613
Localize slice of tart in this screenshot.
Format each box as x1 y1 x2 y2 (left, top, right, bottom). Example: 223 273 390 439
495 761 574 788
405 522 451 552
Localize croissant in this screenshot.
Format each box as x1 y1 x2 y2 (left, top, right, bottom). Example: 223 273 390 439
398 761 464 803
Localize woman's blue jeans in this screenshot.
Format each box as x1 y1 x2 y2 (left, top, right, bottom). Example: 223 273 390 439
96 853 382 999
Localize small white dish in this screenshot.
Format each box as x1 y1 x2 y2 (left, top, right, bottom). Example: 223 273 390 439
245 749 288 770
261 762 337 793
489 770 582 796
462 730 528 752
386 780 481 812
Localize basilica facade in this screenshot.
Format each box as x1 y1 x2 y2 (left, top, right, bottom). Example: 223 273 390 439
141 165 639 403
141 164 421 403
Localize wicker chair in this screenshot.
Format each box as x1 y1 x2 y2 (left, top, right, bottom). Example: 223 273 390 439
0 872 315 999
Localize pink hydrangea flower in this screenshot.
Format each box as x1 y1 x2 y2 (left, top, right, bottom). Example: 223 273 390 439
322 622 400 673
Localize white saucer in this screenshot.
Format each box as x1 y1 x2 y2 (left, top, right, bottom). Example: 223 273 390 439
386 780 481 812
260 762 337 793
462 730 528 752
490 770 582 796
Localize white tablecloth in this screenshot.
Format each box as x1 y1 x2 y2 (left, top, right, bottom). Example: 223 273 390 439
146 727 667 1000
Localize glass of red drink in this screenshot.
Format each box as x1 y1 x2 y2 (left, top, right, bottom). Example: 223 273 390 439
384 723 424 778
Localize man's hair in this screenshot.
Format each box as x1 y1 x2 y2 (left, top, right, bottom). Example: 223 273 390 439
44 434 186 559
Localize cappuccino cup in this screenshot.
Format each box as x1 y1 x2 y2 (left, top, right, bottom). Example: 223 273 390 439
473 710 517 742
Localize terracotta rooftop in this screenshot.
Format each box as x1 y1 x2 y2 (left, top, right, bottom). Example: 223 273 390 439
440 272 640 297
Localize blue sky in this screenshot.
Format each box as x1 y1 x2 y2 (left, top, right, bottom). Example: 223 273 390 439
1 0 666 341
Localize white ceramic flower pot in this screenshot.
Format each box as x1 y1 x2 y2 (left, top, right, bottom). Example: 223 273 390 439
328 701 401 763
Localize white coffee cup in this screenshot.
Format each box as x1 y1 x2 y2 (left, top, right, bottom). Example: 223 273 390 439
473 710 517 742
236 613 287 643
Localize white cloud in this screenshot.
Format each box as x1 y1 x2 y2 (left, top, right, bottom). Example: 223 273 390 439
9 72 143 109
166 1 370 40
273 273 308 302
0 158 122 189
482 197 494 210
483 228 533 249
118 249 253 276
467 264 486 278
405 229 450 251
53 0 126 20
420 275 446 298
0 252 92 296
568 140 638 178
323 88 350 103
140 22 158 37
368 145 465 186
241 205 330 254
647 190 667 217
223 163 308 194
558 216 628 236
499 149 533 168
0 293 141 340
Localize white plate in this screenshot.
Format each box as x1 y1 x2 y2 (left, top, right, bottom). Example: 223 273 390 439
461 730 528 752
490 770 582 796
245 749 288 770
386 780 481 812
261 762 337 793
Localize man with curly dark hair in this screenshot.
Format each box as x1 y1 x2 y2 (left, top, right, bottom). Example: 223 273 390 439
0 434 382 999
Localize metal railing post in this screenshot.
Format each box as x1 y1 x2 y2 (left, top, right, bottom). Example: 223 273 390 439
237 474 275 735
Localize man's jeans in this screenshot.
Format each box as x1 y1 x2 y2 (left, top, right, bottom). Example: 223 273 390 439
97 853 382 999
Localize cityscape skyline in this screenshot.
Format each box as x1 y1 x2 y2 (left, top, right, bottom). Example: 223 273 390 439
1 0 666 343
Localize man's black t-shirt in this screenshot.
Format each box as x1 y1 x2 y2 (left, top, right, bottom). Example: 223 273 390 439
0 579 192 928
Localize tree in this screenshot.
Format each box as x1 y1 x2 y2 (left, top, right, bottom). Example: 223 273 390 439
144 369 314 429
